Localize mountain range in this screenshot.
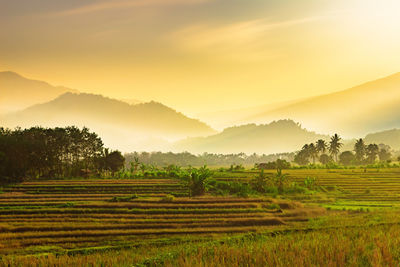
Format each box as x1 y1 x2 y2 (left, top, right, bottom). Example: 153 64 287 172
0 71 77 114
0 92 215 152
240 72 400 137
174 120 329 154
2 71 400 153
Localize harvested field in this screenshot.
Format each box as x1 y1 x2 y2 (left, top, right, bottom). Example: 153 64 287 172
0 178 318 259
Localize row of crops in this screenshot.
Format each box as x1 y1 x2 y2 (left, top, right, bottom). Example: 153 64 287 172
0 179 320 257
213 168 400 203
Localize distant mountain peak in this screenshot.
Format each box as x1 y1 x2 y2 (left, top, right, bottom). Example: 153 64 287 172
0 71 23 78
0 71 78 114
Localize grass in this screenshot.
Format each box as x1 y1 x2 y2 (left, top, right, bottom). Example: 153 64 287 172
2 169 400 266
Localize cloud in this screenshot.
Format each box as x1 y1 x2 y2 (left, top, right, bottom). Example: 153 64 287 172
55 0 211 16
168 17 324 61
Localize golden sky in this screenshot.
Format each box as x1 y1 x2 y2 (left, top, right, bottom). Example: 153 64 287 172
1 0 400 114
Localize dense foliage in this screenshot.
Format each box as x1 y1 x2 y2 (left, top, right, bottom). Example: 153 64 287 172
294 135 392 166
0 127 124 182
125 151 294 168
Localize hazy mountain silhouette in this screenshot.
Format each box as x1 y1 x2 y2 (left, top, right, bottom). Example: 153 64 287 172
364 129 400 150
195 98 305 130
0 71 78 114
238 73 400 137
1 92 216 152
173 119 329 154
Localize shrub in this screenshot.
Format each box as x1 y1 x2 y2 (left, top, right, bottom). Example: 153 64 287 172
251 170 269 193
304 176 317 190
284 183 307 194
181 166 213 197
109 194 138 202
211 181 253 197
160 194 175 203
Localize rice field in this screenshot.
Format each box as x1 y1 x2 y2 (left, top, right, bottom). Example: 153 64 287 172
0 178 324 263
2 168 400 266
214 168 400 206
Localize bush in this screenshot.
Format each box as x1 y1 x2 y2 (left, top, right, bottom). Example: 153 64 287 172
284 183 307 194
251 170 269 193
160 194 175 203
109 194 138 202
211 181 253 197
304 177 317 190
181 166 213 197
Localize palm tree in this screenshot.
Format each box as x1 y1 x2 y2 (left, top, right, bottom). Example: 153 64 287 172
308 143 318 164
354 138 366 164
302 144 310 156
329 134 343 162
316 139 327 155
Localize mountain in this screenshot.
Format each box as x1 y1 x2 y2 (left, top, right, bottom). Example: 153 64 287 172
173 119 329 154
240 72 400 137
0 71 78 114
120 98 142 105
364 129 400 150
195 98 305 130
1 93 216 152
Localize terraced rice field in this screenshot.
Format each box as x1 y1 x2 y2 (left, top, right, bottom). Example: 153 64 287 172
0 179 320 258
214 168 400 204
2 168 400 262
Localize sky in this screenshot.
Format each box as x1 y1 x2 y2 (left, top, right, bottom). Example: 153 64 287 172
1 0 400 114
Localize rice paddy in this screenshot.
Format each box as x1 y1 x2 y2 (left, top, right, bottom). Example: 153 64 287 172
1 168 400 266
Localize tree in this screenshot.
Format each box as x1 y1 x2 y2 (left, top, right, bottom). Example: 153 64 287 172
308 143 318 164
294 150 310 165
316 139 327 155
185 166 213 197
274 168 289 194
378 149 392 162
105 150 125 174
354 139 366 164
339 151 355 166
0 126 115 183
329 134 343 162
319 154 331 165
366 144 379 164
251 169 268 193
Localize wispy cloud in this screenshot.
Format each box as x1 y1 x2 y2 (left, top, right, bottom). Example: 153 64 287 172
55 0 211 16
168 16 324 60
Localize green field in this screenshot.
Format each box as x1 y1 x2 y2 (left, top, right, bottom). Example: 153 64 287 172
1 168 400 266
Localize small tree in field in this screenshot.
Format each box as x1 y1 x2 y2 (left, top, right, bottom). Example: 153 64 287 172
184 166 213 197
274 168 289 194
251 169 269 193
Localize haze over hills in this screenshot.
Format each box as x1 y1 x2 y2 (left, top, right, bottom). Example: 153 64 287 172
3 71 400 154
1 92 216 152
173 120 330 154
195 99 305 130
364 129 400 151
223 73 400 138
0 71 78 114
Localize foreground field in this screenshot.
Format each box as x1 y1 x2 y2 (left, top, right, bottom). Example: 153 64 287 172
214 168 400 208
1 168 400 266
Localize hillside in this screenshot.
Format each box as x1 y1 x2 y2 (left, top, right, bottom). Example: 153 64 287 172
195 98 304 130
1 93 216 152
173 119 329 154
0 71 77 113
242 73 400 137
364 129 400 150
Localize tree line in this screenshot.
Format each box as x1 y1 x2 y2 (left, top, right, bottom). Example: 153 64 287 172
0 127 125 183
294 134 392 166
124 151 295 168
